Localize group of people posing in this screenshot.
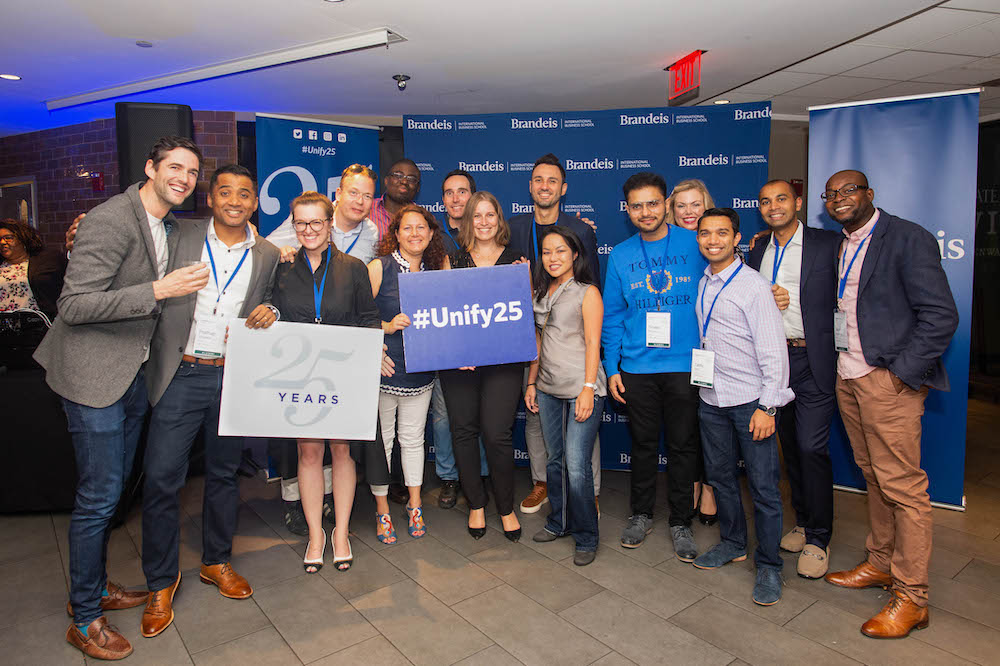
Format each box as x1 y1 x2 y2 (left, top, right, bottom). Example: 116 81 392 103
33 135 958 661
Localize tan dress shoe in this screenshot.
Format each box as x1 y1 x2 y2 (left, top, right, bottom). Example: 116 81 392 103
824 560 892 589
66 580 149 617
797 544 830 579
141 573 181 638
861 589 929 638
66 616 133 660
200 562 253 599
779 526 806 553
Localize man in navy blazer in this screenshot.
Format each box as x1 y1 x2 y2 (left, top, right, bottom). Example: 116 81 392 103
821 170 958 639
747 179 841 580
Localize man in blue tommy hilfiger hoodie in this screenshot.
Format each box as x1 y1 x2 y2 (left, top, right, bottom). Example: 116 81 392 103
602 171 707 561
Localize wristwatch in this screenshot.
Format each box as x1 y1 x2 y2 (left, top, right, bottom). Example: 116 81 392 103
583 382 597 390
760 405 777 416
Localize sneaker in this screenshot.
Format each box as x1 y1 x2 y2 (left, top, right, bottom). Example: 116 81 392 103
322 494 335 526
438 480 459 510
519 482 548 514
283 500 308 537
532 529 561 543
779 526 806 553
692 542 747 569
797 544 830 579
573 549 597 566
753 567 783 606
670 525 698 563
620 514 653 548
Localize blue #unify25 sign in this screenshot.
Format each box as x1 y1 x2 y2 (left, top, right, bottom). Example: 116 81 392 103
398 264 537 372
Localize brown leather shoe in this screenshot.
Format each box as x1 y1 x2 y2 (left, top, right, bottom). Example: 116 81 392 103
66 616 133 660
199 562 253 599
140 573 180 638
861 589 929 638
824 560 892 589
66 580 149 617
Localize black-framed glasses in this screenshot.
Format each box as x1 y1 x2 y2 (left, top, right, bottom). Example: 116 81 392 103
292 218 330 232
820 184 868 201
388 171 419 184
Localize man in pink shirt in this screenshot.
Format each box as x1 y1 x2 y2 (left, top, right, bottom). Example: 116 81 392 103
821 170 958 639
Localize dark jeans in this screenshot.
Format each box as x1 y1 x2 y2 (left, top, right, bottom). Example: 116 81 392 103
620 371 700 526
778 347 835 548
142 363 243 591
699 399 783 570
536 390 603 551
63 369 149 625
439 363 522 515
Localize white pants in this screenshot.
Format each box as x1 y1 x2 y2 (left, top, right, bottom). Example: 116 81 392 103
370 389 433 496
281 465 332 500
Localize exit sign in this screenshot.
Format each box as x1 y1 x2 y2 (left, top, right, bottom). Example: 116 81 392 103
666 50 703 106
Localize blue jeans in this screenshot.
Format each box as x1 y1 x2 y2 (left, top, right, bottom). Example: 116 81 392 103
536 390 603 551
698 399 783 570
63 369 149 624
431 375 487 480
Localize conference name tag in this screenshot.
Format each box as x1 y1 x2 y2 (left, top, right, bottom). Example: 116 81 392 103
193 319 226 358
834 310 849 352
690 348 715 388
646 311 671 348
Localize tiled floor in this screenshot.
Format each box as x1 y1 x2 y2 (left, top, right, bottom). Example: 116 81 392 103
3 399 999 665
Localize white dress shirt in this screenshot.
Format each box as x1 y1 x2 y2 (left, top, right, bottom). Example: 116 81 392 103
760 221 805 340
184 220 256 358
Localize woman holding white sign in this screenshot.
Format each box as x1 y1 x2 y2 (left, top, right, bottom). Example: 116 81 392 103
367 204 450 542
270 191 391 574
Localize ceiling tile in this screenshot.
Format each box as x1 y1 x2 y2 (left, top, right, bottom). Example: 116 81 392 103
847 51 979 80
917 17 1000 56
783 75 891 98
856 7 986 48
914 56 1000 84
769 94 837 114
735 71 828 95
941 1 1000 12
852 80 966 101
786 44 901 75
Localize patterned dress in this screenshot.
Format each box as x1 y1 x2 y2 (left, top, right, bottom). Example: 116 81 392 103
0 260 38 311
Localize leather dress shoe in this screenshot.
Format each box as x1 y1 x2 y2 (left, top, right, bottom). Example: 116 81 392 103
200 562 252 599
66 616 133 660
824 560 892 589
861 589 929 638
67 580 148 617
141 573 181 638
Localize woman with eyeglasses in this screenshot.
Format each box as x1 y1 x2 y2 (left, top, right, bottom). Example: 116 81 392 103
0 218 66 320
270 191 393 573
439 191 526 542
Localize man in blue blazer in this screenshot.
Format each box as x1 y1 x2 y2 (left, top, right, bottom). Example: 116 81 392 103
747 179 841 580
821 170 958 639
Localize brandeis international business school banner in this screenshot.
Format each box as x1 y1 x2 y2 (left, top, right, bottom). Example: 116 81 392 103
404 104 771 470
809 90 979 508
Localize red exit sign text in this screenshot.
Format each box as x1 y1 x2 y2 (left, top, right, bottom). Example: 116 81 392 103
667 50 703 105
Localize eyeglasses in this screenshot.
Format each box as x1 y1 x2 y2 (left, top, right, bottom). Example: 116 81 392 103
0 235 18 244
342 188 373 203
389 171 419 184
627 199 665 213
820 184 868 201
292 218 330 232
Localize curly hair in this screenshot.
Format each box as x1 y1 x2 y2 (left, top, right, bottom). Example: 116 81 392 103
0 218 45 256
374 204 447 270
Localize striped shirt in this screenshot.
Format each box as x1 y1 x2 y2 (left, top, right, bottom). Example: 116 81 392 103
371 196 392 240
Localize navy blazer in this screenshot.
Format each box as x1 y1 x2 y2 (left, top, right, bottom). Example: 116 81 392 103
507 211 601 288
845 210 958 391
747 223 841 394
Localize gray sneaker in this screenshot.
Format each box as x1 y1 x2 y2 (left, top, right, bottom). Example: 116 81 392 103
670 525 698 563
620 514 653 548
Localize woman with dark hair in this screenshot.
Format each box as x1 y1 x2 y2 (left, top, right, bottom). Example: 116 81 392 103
366 204 450 541
440 191 526 541
0 218 66 320
524 226 605 565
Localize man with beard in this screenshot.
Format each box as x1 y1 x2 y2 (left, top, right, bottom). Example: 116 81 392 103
371 158 421 239
437 168 476 257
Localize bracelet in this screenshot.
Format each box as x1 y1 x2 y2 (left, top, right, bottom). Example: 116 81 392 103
527 382 536 386
583 382 596 390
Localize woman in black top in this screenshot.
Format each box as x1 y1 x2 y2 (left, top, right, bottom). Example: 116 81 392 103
270 191 391 573
0 218 66 320
440 191 526 541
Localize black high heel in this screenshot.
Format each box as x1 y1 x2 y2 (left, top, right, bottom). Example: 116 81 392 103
468 526 487 539
698 511 718 526
501 513 521 542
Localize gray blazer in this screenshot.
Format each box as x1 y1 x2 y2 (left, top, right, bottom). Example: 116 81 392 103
146 218 280 406
34 183 172 408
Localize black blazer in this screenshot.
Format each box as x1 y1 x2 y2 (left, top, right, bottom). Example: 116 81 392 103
508 212 601 287
26 248 67 320
747 223 841 394
849 210 958 391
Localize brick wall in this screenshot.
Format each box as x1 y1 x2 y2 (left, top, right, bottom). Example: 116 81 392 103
0 111 237 248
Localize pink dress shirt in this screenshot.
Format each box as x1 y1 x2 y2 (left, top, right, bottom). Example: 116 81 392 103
837 209 879 379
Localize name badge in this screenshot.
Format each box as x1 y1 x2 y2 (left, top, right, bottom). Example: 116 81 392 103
833 310 849 353
193 318 227 358
646 311 671 348
690 348 715 388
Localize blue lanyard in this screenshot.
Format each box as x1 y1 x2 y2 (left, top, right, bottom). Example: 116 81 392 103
770 236 790 284
699 261 744 338
639 228 672 292
837 227 875 300
204 238 249 315
342 230 361 257
302 245 332 323
532 218 562 262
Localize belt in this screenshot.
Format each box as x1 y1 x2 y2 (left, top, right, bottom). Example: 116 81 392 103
786 338 806 348
181 354 225 366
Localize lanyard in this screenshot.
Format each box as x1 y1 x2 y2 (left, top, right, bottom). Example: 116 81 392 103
837 227 875 300
303 245 332 323
342 230 361 257
640 227 672 292
770 236 790 284
204 238 249 316
532 218 562 262
699 261 744 338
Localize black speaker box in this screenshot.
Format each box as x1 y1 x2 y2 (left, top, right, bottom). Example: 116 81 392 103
115 102 196 212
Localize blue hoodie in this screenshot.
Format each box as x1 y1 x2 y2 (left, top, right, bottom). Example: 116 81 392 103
602 226 707 376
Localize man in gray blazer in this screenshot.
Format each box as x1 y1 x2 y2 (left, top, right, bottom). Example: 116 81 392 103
139 165 281 639
34 136 210 661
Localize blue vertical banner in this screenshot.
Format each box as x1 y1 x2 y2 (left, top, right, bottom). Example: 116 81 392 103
255 114 379 236
808 90 979 507
404 104 771 470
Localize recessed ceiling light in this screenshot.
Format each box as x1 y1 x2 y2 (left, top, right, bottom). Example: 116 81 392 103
325 0 344 3
1 74 21 81
714 99 730 104
136 40 153 48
